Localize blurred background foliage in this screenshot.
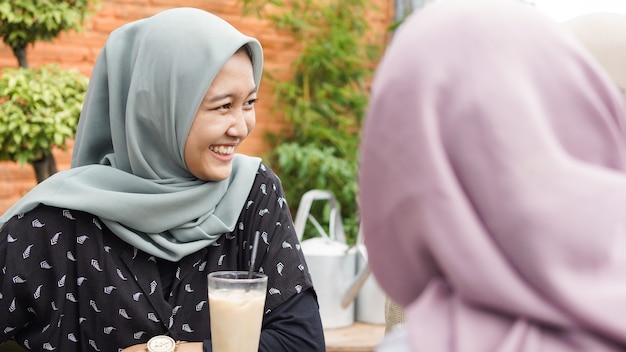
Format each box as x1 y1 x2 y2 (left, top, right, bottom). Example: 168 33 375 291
243 0 384 244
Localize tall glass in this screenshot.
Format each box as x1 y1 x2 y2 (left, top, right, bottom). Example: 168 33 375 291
208 271 268 352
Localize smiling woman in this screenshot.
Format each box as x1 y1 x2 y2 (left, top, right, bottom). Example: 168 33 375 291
0 7 325 352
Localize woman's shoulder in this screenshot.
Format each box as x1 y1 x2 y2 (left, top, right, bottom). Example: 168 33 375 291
256 161 279 180
2 204 96 232
250 161 285 190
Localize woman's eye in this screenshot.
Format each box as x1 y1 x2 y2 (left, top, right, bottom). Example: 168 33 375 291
216 103 232 110
244 99 257 107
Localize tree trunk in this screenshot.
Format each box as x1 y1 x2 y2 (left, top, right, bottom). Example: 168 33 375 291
31 153 58 183
12 46 29 68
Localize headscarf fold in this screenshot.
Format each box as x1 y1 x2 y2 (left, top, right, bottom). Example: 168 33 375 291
359 0 626 350
1 8 264 261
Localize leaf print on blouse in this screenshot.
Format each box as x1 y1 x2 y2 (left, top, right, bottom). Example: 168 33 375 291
8 297 17 311
276 262 284 275
50 232 61 245
67 293 78 302
91 259 103 272
149 280 158 295
89 340 101 351
57 274 66 287
195 301 207 312
148 312 159 322
22 244 33 259
119 308 132 319
90 299 101 312
33 285 43 300
268 287 281 295
133 331 148 339
67 251 77 261
93 217 102 230
62 210 75 220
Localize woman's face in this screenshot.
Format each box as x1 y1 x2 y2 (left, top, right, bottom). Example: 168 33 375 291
184 50 257 181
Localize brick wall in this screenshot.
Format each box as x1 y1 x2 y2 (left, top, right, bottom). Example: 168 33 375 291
0 0 393 214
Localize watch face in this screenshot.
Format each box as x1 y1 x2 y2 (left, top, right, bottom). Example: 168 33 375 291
147 335 176 352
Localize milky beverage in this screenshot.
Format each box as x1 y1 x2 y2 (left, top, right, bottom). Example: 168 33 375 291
208 271 267 352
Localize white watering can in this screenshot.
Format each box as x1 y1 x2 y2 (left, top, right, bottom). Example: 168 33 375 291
351 229 386 325
294 190 356 329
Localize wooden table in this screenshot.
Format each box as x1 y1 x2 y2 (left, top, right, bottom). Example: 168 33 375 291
324 322 385 352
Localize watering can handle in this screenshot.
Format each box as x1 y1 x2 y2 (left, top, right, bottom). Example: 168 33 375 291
293 189 346 242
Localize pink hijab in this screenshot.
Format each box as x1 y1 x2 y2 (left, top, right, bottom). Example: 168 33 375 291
359 0 626 351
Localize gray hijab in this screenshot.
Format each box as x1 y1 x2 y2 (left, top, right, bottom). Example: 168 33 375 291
0 8 264 261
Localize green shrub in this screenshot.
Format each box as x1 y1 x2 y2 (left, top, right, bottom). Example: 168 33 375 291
0 0 98 47
243 0 383 244
0 64 88 165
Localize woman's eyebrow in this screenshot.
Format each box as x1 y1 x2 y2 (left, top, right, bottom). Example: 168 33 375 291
205 87 258 104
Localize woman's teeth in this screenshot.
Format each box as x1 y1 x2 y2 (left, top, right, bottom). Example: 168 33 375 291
209 146 235 155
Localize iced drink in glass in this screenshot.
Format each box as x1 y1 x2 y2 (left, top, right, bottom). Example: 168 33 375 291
208 271 268 352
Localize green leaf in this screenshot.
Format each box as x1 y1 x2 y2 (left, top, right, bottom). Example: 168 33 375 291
0 64 88 166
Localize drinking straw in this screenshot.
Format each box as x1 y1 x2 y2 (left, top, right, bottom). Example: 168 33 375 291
247 231 260 279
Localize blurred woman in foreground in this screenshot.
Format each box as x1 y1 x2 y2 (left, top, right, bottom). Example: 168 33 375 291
359 0 626 351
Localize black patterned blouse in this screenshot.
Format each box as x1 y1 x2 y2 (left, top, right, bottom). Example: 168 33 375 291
0 164 325 351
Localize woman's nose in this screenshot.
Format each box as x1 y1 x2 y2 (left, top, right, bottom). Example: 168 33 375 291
228 110 249 137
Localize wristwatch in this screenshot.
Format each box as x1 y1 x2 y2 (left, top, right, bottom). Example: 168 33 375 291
146 335 177 352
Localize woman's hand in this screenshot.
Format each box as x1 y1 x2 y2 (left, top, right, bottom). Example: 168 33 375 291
120 342 203 351
120 343 147 352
